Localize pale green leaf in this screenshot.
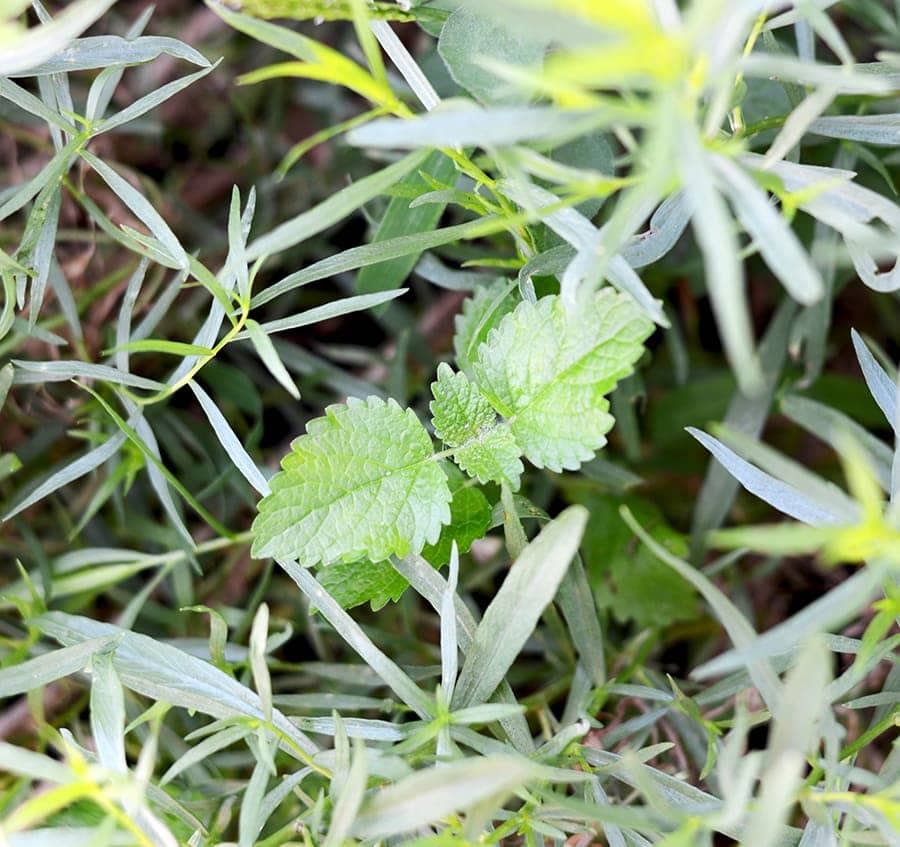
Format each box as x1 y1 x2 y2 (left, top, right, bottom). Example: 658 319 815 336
421 472 491 567
348 104 615 149
473 289 653 472
252 396 452 565
809 113 900 146
189 380 270 497
438 6 546 105
279 562 434 717
89 649 127 773
740 55 898 95
107 339 215 357
323 736 367 847
781 393 893 491
453 279 517 378
430 363 523 489
20 34 210 76
351 755 540 838
679 128 761 393
95 62 218 134
317 466 491 612
80 150 189 271
452 505 587 708
245 289 405 337
245 151 428 261
620 506 783 713
0 362 12 412
244 318 300 399
0 636 115 697
0 0 115 77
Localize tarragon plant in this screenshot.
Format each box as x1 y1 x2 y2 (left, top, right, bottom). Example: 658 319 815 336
1 1 898 846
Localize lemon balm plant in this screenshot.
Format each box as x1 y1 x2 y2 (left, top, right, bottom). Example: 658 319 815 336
0 1 899 845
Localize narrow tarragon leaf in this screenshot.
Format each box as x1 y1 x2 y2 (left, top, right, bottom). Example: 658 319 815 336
430 363 523 490
356 151 457 296
351 755 541 839
17 35 210 76
252 396 451 565
851 329 897 433
245 151 428 261
451 505 587 709
473 289 653 472
0 0 115 77
808 114 900 146
32 611 317 757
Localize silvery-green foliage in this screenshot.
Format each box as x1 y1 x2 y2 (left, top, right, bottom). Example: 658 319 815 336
1 1 897 845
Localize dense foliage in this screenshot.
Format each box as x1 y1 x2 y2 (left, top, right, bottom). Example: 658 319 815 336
0 1 898 845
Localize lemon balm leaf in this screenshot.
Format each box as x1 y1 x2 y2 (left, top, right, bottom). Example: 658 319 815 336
421 470 492 567
430 363 523 490
473 289 653 472
252 396 452 566
317 559 410 612
453 280 517 378
316 476 490 611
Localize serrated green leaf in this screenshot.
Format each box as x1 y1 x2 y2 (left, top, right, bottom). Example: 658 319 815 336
453 280 517 378
421 471 491 566
252 396 451 565
474 289 653 472
318 559 409 612
430 362 523 489
317 472 490 610
609 521 697 629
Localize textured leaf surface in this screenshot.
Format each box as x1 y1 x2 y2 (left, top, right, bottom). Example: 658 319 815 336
317 472 490 610
430 363 523 489
317 560 409 612
421 470 492 566
474 289 654 472
453 280 517 378
252 397 451 565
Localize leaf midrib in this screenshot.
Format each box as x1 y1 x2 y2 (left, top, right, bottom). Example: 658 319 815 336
502 310 643 428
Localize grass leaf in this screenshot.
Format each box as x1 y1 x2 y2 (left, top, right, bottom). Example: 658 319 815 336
452 505 587 708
